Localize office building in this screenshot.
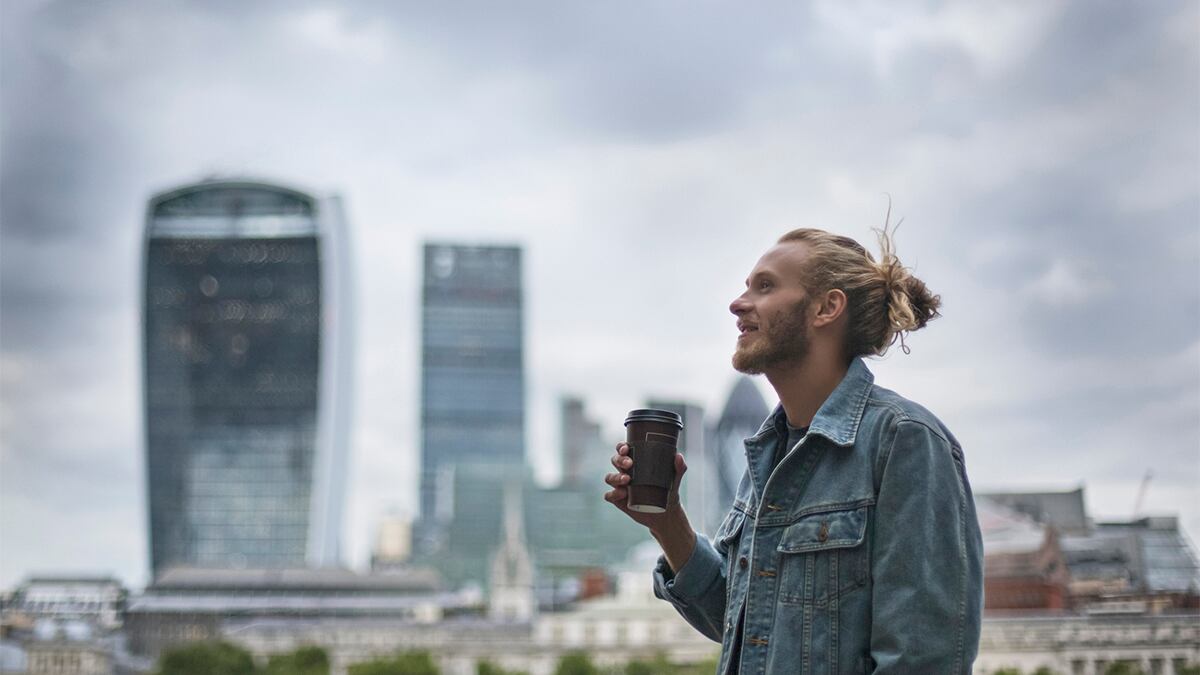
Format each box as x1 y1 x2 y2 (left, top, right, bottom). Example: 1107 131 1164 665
645 399 712 534
371 513 414 571
3 576 127 632
559 397 605 489
419 244 525 552
707 377 770 527
142 179 352 575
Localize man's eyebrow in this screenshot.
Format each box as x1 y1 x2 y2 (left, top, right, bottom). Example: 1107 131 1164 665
747 271 775 285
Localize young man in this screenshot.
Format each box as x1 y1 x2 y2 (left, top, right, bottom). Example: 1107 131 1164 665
604 228 984 674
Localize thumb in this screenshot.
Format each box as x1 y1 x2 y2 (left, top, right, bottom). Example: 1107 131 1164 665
671 452 688 493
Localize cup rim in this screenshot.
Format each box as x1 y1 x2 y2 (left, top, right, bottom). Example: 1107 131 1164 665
623 408 683 429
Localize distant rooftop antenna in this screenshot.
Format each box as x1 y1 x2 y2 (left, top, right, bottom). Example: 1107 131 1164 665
1132 469 1153 518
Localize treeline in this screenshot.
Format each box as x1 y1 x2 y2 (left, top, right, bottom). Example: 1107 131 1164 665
157 643 1200 675
155 642 719 675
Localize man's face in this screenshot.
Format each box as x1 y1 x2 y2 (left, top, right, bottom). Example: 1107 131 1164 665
729 242 814 375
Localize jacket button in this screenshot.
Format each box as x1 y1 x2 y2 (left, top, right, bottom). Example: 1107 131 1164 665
738 556 748 570
818 521 829 542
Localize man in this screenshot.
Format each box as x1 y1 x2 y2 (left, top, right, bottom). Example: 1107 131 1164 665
604 228 984 674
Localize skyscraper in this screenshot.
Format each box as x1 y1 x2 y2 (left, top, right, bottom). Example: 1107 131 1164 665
709 376 771 523
559 396 604 489
420 244 524 554
646 399 712 533
142 179 352 576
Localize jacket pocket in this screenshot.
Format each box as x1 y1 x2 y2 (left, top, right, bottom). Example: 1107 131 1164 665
776 505 870 606
714 507 748 551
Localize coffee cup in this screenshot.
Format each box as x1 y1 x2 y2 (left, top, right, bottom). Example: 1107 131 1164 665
624 409 684 514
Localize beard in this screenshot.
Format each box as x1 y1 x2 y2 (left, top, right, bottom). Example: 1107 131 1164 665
732 299 812 374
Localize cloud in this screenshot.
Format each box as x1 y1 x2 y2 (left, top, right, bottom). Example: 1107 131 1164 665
1 0 1197 589
1025 258 1112 307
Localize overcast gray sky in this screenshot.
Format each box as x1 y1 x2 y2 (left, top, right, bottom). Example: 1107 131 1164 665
2 0 1197 590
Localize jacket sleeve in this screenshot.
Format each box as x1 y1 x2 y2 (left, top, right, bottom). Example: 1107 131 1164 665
651 511 742 643
870 420 984 674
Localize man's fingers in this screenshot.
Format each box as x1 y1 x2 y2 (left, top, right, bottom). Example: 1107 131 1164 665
603 487 627 503
610 453 633 471
604 472 631 487
671 452 688 492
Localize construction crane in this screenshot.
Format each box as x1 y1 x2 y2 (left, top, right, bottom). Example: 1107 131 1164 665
1132 469 1153 519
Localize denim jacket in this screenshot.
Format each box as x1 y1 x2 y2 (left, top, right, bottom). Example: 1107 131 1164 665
653 359 983 674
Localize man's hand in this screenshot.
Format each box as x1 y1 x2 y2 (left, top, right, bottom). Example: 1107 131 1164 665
603 442 697 572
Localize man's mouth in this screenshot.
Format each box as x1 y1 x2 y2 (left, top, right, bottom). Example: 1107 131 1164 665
737 323 759 338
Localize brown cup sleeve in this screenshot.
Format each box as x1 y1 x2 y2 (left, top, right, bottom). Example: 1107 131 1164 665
628 440 676 489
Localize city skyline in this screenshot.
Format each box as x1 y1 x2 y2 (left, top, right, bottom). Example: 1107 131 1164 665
2 0 1197 590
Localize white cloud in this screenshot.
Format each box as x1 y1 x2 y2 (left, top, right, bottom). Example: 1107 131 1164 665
813 0 1067 78
1025 258 1112 307
287 7 395 63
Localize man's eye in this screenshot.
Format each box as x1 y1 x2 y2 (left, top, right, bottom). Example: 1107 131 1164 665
758 281 772 290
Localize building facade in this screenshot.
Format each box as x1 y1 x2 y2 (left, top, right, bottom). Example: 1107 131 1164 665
142 179 352 575
645 400 712 534
974 612 1200 675
3 577 126 632
558 396 605 489
706 376 771 533
419 243 525 557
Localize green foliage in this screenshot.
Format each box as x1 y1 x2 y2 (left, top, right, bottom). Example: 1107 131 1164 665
349 651 440 675
476 660 528 675
156 641 257 675
620 654 718 675
624 661 661 675
1031 668 1061 675
624 656 668 675
672 657 719 675
1103 664 1145 675
265 646 330 675
1177 665 1200 675
992 669 1023 675
555 652 599 675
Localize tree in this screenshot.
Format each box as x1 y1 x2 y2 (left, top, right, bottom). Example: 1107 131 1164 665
1032 668 1061 675
477 660 528 675
349 651 440 675
673 657 719 675
1177 665 1200 675
156 641 257 675
554 652 599 675
624 653 673 675
1103 664 1145 675
265 646 330 675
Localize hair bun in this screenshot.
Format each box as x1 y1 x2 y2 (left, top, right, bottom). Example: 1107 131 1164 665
875 229 941 354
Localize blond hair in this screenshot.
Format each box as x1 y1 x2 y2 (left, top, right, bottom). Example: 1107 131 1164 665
778 220 940 358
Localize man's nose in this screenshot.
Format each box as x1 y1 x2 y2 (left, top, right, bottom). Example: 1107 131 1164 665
730 292 751 316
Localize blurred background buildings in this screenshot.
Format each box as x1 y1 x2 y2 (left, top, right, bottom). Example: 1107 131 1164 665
1 179 1197 675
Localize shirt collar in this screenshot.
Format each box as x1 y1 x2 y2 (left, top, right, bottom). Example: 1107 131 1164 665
747 357 875 449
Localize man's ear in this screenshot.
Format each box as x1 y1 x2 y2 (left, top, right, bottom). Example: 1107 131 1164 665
812 288 847 328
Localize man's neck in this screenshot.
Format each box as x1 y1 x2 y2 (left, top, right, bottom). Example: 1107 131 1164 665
765 349 849 429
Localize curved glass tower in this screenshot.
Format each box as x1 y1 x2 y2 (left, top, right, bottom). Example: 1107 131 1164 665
142 179 352 576
711 376 771 515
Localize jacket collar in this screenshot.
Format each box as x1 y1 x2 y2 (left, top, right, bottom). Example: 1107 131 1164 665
746 357 875 449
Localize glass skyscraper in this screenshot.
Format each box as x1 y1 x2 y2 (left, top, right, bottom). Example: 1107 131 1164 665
142 179 352 576
419 244 524 559
709 376 771 522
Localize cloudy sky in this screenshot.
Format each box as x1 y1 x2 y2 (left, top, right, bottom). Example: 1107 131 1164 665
2 0 1197 590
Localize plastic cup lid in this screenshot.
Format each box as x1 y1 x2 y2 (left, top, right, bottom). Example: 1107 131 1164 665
623 408 683 429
